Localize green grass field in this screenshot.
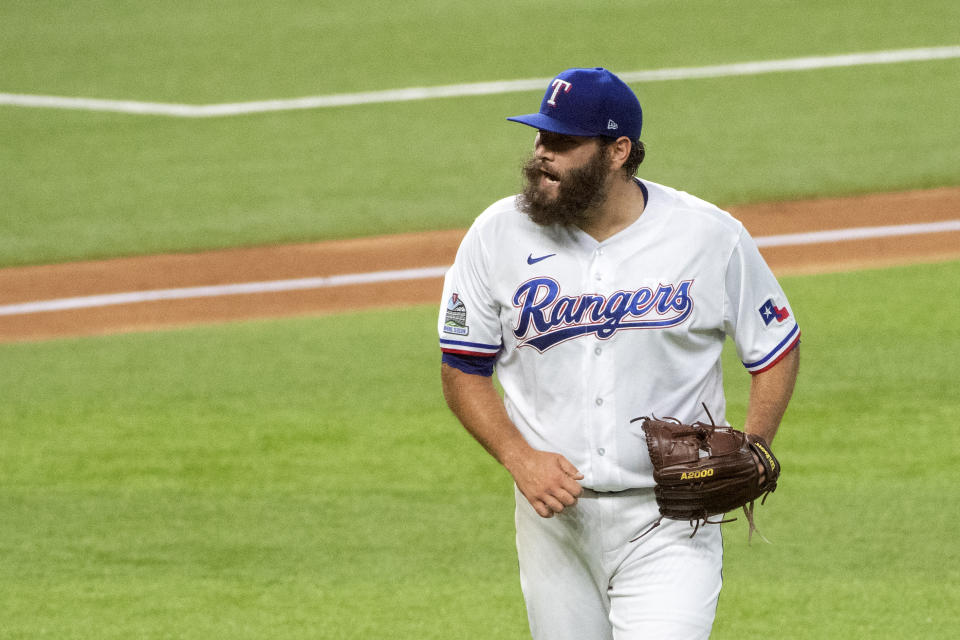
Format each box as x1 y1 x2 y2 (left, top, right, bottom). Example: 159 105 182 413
2 262 959 638
2 1 959 638
2 1 959 265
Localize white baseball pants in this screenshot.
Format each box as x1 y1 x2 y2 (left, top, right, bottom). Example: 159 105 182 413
515 486 723 639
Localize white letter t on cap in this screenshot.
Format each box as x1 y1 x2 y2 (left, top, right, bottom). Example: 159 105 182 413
547 79 573 106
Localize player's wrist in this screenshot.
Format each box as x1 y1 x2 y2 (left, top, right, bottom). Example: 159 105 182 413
500 441 535 476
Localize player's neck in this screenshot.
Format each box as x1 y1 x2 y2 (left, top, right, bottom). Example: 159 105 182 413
576 176 647 243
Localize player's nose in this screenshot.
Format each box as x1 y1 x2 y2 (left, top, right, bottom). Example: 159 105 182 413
533 133 554 160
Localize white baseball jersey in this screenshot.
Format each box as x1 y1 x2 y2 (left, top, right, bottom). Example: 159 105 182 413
438 178 799 492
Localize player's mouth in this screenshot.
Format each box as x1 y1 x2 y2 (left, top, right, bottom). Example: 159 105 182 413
539 168 561 186
521 157 563 198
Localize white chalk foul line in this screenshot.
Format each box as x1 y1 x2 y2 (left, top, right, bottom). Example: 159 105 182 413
0 266 451 317
755 220 960 247
2 46 958 117
1 220 958 318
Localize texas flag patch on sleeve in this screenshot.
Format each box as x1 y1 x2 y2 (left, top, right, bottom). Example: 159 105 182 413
759 298 791 325
743 296 800 374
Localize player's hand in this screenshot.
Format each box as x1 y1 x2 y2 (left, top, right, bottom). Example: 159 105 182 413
508 449 584 518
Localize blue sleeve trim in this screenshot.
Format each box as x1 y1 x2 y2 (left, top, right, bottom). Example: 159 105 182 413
442 351 496 377
743 324 800 370
439 337 501 357
440 337 500 350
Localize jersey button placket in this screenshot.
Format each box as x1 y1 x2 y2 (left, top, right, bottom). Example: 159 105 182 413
581 244 613 487
592 246 606 284
590 359 616 487
584 334 605 486
589 245 617 487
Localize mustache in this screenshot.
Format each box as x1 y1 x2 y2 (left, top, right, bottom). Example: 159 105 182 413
522 157 559 182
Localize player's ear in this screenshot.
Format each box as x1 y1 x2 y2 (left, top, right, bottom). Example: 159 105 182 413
608 136 632 171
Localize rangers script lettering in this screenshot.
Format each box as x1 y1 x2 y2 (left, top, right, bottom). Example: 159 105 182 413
512 277 694 352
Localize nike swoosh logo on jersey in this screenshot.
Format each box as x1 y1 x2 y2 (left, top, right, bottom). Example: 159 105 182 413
527 253 556 265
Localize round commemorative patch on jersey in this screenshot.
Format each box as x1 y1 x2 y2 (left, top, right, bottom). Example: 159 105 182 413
443 293 469 336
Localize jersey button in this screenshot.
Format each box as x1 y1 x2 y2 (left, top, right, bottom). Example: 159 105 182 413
594 347 602 356
595 397 604 406
597 448 606 456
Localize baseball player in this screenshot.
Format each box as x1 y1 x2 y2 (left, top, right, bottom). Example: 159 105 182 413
438 67 800 639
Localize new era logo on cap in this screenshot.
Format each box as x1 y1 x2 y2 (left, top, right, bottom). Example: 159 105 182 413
506 67 643 141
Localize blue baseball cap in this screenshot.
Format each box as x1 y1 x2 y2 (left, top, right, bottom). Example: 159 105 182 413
507 67 642 140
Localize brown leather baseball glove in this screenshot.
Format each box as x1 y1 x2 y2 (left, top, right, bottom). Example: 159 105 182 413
632 409 780 542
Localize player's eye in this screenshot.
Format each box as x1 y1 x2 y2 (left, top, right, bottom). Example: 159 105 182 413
538 131 580 151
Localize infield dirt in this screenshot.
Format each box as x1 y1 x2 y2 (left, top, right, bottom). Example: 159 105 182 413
1 187 958 343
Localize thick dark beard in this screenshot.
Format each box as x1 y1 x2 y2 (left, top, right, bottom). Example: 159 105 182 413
519 146 612 228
